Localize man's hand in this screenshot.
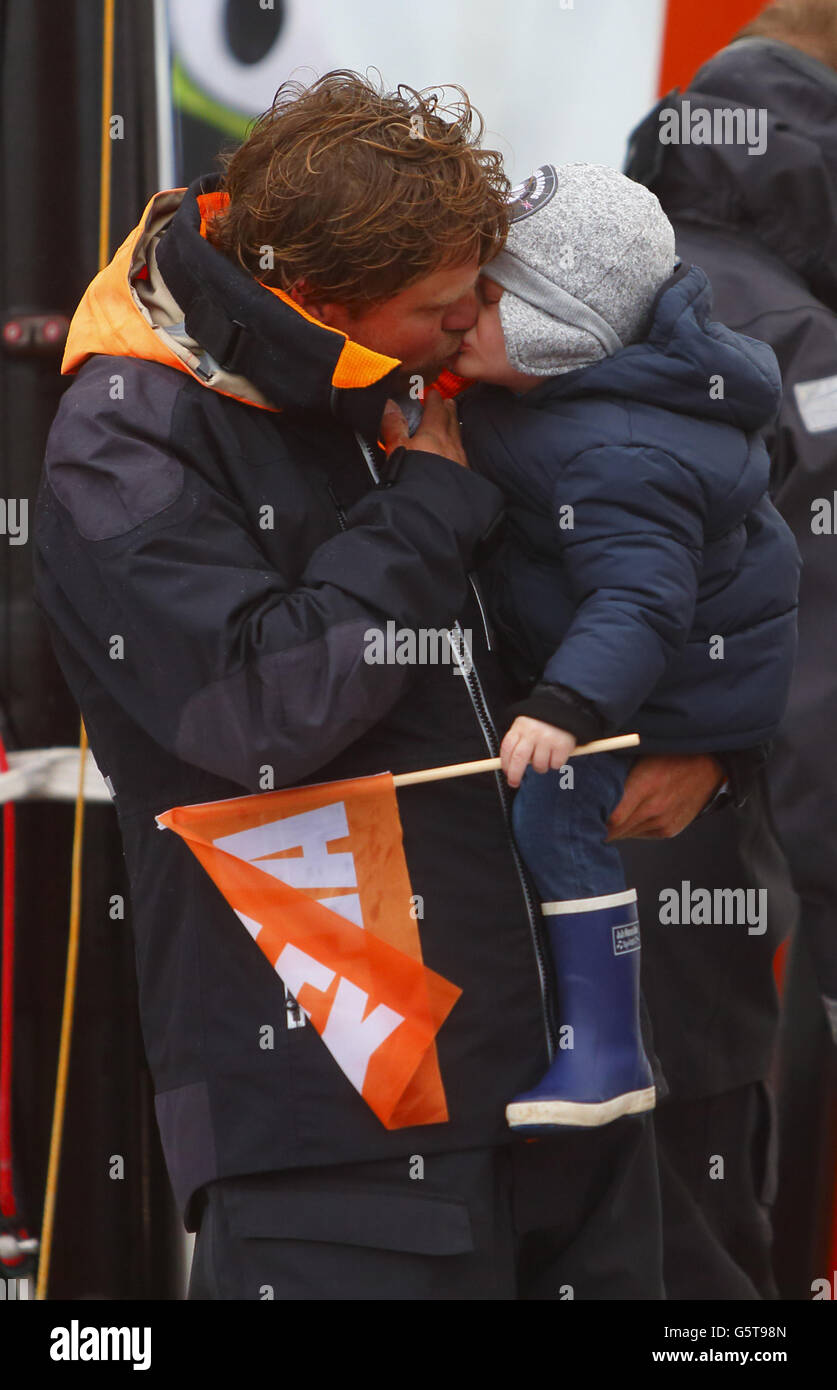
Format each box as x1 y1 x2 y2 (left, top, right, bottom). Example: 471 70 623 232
501 716 577 789
606 754 726 840
381 392 469 469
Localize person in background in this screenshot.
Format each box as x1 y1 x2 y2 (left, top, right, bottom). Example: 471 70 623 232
622 0 837 1298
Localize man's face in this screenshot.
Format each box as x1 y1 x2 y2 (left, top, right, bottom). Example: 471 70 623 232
299 260 483 385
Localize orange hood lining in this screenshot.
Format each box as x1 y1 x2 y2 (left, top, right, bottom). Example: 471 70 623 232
196 190 399 391
61 186 401 404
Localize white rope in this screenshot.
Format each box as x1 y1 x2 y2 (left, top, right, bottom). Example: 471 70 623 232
0 748 112 804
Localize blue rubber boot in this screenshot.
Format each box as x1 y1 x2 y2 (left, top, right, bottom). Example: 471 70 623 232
506 888 656 1130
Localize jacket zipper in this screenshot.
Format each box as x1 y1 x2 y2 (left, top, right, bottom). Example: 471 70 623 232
445 621 555 1057
351 430 555 1057
468 573 493 652
326 448 349 531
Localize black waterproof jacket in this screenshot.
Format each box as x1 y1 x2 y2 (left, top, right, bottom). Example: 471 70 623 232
623 36 837 1081
33 176 556 1228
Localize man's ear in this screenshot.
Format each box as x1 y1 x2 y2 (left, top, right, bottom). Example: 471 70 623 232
285 282 347 333
286 281 318 313
310 301 343 328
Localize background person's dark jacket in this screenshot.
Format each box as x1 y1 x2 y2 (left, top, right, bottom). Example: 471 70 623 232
32 175 559 1231
625 36 837 1068
460 262 800 755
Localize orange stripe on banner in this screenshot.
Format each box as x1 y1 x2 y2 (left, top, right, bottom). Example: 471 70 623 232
156 773 459 1128
657 0 765 95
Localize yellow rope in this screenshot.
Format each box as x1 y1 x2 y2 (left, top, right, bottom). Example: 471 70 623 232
35 0 115 1300
97 0 116 275
34 721 89 1300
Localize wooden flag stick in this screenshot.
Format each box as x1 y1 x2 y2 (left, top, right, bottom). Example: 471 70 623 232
392 733 640 788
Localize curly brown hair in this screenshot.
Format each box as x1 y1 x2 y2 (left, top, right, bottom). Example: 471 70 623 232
204 69 511 312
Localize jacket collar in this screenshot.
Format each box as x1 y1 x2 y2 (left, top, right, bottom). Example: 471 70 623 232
153 174 404 435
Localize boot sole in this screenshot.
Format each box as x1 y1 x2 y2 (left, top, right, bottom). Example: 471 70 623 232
506 1086 656 1129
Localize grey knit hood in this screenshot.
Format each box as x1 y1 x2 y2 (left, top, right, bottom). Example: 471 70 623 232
483 162 676 376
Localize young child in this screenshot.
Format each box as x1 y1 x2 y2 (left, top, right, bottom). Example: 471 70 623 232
454 163 800 1131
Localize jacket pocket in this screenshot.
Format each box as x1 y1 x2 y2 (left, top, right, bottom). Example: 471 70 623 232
223 1181 474 1255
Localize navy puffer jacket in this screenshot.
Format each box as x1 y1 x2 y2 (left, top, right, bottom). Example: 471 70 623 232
460 262 801 753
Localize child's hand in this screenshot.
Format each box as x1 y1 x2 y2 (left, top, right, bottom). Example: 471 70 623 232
501 716 577 788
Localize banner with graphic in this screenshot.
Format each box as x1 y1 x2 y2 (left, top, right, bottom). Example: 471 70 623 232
166 0 678 187
156 773 460 1128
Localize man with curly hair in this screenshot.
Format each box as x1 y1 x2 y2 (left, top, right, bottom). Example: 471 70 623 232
33 71 708 1300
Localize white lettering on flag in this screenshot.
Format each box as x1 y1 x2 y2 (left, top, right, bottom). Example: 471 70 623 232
275 943 336 1007
315 893 363 927
213 802 364 926
321 979 404 1092
275 944 404 1093
234 909 262 940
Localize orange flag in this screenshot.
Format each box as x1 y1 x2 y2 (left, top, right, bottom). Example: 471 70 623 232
155 773 460 1129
